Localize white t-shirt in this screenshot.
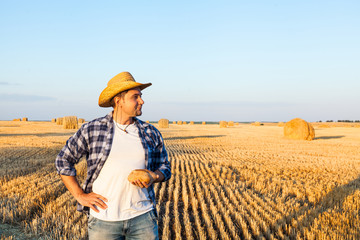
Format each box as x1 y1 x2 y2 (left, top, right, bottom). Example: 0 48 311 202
90 121 153 221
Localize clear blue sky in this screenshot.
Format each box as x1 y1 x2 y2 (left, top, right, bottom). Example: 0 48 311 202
1 1 359 122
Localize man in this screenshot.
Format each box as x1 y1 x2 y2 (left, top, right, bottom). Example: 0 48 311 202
55 72 171 239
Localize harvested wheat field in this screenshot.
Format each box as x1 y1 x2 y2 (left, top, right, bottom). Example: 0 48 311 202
0 121 360 239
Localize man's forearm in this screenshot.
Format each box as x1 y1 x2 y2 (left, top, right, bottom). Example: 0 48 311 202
60 175 85 199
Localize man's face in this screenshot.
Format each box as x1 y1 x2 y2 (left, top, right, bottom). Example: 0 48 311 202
116 88 144 117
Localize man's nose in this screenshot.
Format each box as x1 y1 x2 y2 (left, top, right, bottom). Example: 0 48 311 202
139 97 144 105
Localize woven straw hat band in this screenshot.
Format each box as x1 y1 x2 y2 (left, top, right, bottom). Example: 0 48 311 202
107 72 135 86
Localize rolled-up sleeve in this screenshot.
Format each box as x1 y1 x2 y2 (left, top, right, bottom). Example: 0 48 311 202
154 131 171 182
55 125 89 176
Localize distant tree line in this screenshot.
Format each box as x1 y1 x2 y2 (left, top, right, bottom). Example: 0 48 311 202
317 120 360 122
337 120 360 122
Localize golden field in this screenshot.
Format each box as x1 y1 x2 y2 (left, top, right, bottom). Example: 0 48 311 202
0 121 359 239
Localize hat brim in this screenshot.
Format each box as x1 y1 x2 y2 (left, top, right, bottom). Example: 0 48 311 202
99 82 152 107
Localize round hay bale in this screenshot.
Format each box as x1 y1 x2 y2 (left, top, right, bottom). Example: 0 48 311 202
56 117 63 125
202 121 206 125
158 119 169 128
63 116 78 129
183 121 187 125
145 120 150 123
284 118 315 141
219 121 228 128
12 118 21 121
228 121 234 127
78 118 85 124
172 121 176 124
277 122 285 127
22 118 28 121
177 121 182 125
51 118 56 123
235 122 239 126
190 121 194 125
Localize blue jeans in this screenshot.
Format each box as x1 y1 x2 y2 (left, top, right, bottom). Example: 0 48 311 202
88 210 159 240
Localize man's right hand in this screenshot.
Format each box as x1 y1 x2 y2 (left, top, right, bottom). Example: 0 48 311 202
76 192 108 213
60 175 108 213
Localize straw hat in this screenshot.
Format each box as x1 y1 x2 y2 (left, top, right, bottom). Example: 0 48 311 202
98 72 152 107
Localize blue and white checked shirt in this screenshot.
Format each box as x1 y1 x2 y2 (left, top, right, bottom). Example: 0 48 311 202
55 112 171 215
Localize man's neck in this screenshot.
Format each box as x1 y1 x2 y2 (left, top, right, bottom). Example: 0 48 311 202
115 118 134 125
112 112 134 125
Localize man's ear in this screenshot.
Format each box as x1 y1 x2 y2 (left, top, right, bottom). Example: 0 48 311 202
116 96 124 107
113 96 119 108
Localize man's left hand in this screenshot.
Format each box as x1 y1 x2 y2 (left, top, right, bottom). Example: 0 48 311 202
131 170 159 188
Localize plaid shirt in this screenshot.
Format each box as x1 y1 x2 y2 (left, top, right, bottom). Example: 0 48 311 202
55 112 171 215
